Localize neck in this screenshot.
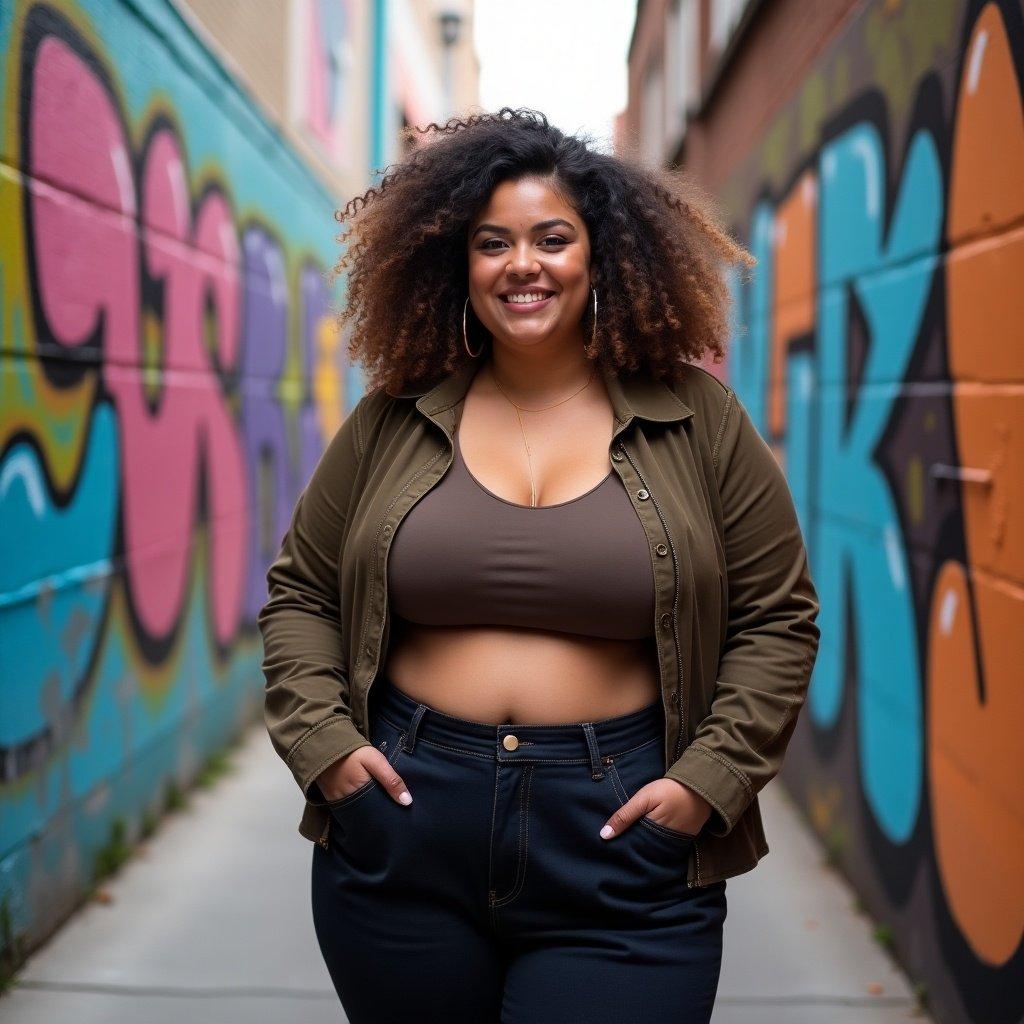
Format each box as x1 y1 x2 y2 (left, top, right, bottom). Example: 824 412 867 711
485 345 594 403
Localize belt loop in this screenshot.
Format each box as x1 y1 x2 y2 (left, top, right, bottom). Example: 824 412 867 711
402 704 427 753
582 723 604 781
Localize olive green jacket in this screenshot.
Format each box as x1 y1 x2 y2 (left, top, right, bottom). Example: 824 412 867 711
257 356 820 888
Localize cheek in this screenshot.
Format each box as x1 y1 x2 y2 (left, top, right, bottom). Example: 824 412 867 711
550 252 590 287
553 266 590 303
467 255 496 291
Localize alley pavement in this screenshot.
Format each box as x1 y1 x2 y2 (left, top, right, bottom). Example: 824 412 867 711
1 722 931 1023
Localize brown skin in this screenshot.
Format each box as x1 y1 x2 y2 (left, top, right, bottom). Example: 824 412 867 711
318 176 712 841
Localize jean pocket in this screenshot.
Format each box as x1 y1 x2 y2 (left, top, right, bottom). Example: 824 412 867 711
326 715 407 813
606 743 698 845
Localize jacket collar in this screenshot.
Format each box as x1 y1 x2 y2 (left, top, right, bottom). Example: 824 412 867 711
398 357 694 431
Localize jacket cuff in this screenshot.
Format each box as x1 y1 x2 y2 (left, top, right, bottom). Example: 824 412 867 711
285 715 373 801
663 743 754 838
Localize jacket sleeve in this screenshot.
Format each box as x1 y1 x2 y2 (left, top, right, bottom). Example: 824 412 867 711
663 387 820 837
257 398 374 802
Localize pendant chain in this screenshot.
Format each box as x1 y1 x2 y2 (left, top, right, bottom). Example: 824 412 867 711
489 362 596 508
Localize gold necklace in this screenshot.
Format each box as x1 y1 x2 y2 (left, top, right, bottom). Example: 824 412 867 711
488 362 597 508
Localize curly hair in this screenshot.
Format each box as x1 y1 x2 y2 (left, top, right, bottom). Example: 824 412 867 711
329 107 755 397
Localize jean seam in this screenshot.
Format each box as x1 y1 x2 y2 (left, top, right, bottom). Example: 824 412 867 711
608 760 630 808
487 762 502 932
492 764 534 908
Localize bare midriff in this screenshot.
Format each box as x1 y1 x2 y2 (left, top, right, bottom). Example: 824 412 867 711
379 367 662 727
383 619 661 725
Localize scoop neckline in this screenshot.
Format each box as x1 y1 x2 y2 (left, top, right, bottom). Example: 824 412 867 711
455 426 614 510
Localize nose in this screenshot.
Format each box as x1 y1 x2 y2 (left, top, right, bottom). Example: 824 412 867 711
506 241 540 277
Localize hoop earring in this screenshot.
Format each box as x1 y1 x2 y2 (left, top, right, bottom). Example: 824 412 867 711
590 285 598 348
463 297 484 358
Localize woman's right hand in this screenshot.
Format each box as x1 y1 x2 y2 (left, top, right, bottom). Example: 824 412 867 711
315 746 413 806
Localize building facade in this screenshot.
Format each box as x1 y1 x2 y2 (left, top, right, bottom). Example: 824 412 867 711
0 0 477 971
623 3 1023 1023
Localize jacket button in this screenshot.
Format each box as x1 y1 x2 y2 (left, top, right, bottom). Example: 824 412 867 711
660 612 672 630
655 543 668 556
367 645 376 659
637 489 650 500
502 734 519 751
611 450 624 462
383 524 392 534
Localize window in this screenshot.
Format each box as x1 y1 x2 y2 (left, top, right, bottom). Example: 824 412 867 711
665 0 699 134
640 62 663 167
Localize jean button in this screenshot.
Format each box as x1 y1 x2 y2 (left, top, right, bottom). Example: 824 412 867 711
502 734 519 751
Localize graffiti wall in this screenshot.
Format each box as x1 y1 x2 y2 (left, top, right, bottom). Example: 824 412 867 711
294 0 360 168
0 0 357 955
720 1 1023 1021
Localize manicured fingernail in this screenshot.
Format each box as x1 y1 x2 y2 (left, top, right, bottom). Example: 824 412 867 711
398 791 412 805
600 825 614 839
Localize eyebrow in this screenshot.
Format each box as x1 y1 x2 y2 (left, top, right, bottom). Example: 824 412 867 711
470 218 577 239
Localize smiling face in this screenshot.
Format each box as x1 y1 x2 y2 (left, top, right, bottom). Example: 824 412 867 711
467 175 592 353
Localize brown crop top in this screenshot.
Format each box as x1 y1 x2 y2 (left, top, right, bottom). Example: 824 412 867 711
386 424 656 640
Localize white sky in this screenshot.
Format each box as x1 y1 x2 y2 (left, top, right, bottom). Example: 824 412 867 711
472 0 639 152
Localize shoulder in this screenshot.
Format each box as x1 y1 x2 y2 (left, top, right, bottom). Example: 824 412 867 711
665 364 750 471
348 385 403 456
350 382 436 463
671 363 735 439
674 362 733 401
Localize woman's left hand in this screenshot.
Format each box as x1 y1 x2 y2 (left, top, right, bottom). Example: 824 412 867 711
600 778 712 840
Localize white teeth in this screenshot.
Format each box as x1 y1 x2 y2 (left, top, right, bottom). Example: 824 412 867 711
504 292 551 304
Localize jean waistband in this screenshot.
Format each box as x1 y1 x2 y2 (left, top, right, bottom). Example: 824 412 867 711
369 675 664 765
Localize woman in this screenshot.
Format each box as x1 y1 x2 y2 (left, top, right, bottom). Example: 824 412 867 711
258 109 820 1024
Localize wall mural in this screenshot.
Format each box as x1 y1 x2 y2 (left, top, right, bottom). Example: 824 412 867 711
0 0 353 953
299 0 358 167
721 1 1023 1020
4 1 1022 1019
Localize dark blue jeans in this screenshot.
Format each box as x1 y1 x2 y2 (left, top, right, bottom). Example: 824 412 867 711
311 676 727 1023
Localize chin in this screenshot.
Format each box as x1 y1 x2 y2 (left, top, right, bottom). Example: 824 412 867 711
502 328 559 347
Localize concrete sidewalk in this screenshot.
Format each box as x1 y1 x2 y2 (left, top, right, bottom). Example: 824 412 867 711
1 723 930 1023
712 787 929 1023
